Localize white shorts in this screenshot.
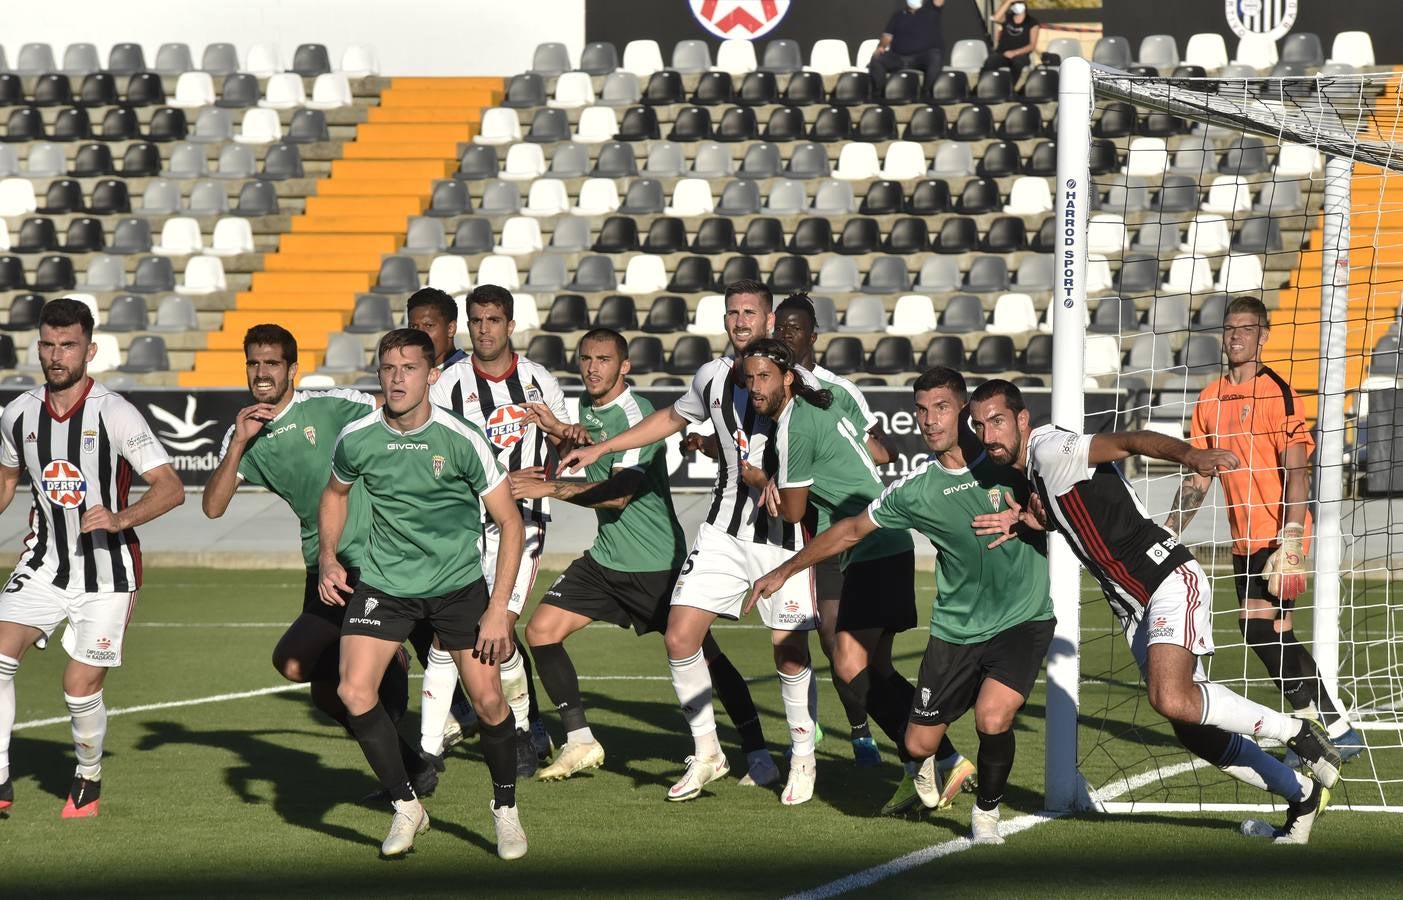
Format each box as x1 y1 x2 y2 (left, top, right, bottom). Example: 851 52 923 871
481 513 546 617
671 522 817 632
0 570 137 667
1119 559 1214 683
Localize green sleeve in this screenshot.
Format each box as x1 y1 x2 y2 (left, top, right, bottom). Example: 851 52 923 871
868 474 917 531
330 435 357 484
776 406 815 489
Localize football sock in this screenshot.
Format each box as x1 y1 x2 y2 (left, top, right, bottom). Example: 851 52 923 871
708 650 765 755
669 649 719 755
975 728 1014 812
65 692 106 781
832 674 871 739
420 647 457 756
1240 618 1348 733
807 666 820 723
346 703 414 802
499 647 532 734
1179 722 1306 802
515 634 542 722
0 653 16 783
378 647 410 724
779 668 816 758
530 642 588 735
479 712 518 809
1197 681 1299 744
848 668 911 763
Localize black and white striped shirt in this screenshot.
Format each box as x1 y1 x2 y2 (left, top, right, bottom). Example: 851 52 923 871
429 353 567 519
0 380 170 592
675 356 801 550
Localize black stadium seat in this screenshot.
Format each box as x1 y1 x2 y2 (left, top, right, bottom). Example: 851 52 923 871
975 69 1012 103
669 106 713 142
855 105 897 142
869 336 914 374
860 180 904 215
762 106 805 142
830 71 870 107
907 179 951 215
738 218 785 255
692 218 737 254
692 71 734 106
768 256 811 293
930 70 968 105
643 70 685 106
921 336 966 369
981 216 1028 253
976 140 1022 177
526 334 567 371
668 256 715 293
738 71 779 106
595 295 638 331
593 216 640 253
543 294 590 332
715 106 758 142
969 335 1015 373
903 105 946 141
643 217 688 254
882 70 922 105
998 103 1043 141
668 335 714 373
809 106 852 142
834 218 880 255
951 104 993 141
627 335 665 372
821 337 865 375
934 217 979 253
788 218 833 255
618 106 661 141
954 177 1001 214
783 71 826 106
642 295 689 333
883 218 930 254
717 256 760 288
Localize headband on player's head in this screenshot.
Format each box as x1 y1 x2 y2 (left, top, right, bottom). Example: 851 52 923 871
741 338 794 372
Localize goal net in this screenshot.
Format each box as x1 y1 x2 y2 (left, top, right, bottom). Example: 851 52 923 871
1048 57 1403 814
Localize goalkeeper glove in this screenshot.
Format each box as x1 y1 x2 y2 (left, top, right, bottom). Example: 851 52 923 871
1263 522 1307 601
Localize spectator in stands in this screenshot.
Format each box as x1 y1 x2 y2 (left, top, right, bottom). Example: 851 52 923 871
868 0 948 99
984 0 1040 83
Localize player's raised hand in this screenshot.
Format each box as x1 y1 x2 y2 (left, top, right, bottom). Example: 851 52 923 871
972 491 1047 549
684 432 719 459
318 558 352 606
525 401 587 444
475 607 513 664
233 403 276 443
1185 447 1239 478
560 443 606 474
80 505 122 533
745 567 788 615
509 466 552 501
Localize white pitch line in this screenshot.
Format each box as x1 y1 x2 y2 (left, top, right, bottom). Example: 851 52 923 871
785 758 1208 900
13 683 310 731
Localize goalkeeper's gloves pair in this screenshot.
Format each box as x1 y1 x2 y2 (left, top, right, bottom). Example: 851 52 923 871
1262 522 1307 601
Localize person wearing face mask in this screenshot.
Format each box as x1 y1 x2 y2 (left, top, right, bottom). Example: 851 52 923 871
985 0 1040 83
868 0 947 99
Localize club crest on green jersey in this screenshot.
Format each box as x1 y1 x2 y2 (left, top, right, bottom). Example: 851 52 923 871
304 425 316 446
432 454 445 478
987 487 1002 510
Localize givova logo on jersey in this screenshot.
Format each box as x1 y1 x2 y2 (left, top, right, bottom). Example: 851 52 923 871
41 459 86 509
486 404 529 451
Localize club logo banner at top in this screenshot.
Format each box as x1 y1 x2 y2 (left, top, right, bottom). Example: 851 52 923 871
1225 0 1298 40
690 0 791 40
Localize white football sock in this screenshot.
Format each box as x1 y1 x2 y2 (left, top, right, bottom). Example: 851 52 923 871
498 649 531 734
566 727 595 745
807 667 819 721
65 691 106 780
668 649 718 755
0 653 16 783
779 668 816 758
419 647 457 756
1198 682 1300 744
1217 733 1307 802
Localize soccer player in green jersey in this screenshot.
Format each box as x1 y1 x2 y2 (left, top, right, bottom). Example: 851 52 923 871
318 329 527 860
203 325 434 797
771 295 972 797
752 366 1055 843
512 328 774 783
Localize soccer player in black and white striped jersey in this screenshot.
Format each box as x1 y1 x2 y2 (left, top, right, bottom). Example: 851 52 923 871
563 280 817 802
426 285 562 775
0 299 184 817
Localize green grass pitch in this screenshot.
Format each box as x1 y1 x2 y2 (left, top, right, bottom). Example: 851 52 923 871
3 568 1400 897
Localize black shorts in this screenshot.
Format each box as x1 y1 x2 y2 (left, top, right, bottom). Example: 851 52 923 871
340 579 488 651
1232 549 1292 611
302 565 361 629
814 557 843 605
837 550 918 634
539 552 673 635
909 617 1055 727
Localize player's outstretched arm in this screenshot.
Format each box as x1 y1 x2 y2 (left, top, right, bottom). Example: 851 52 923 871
1089 430 1238 477
561 406 687 473
317 476 353 605
203 403 276 518
81 463 184 534
478 481 523 664
510 464 645 510
1164 472 1212 537
745 513 877 614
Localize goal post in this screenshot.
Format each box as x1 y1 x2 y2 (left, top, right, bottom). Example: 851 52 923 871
1047 57 1403 814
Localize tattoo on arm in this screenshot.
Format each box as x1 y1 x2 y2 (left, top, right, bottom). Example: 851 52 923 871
1165 476 1207 535
543 471 644 510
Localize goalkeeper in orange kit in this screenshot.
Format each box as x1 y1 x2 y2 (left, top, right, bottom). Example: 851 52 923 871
1166 297 1361 761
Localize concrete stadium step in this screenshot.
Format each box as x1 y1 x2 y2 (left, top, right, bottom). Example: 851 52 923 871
183 74 502 387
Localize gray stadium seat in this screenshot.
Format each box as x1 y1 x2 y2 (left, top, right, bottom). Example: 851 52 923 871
404 217 445 253
318 333 367 373
839 295 887 332
531 42 572 76
152 294 199 332
346 295 395 334
373 256 420 294
568 256 618 292
118 335 169 373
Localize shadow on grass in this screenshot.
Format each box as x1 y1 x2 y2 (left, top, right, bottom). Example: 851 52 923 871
9 734 105 807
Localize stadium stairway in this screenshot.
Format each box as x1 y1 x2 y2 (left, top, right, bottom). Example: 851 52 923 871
181 77 503 386
1264 75 1403 421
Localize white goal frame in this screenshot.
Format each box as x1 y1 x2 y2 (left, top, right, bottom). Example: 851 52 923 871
1045 57 1401 814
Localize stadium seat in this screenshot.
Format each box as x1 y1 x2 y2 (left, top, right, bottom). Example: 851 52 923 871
687 142 731 178
769 257 811 293
1021 334 1053 374
475 254 520 291
624 335 665 373
622 40 665 78
821 336 865 375
153 217 203 256
567 255 616 293
1181 214 1231 257
1146 293 1191 334
981 216 1028 254
597 72 641 108
913 256 959 294
881 69 923 106
206 217 253 258
692 71 735 107
1094 102 1137 138
545 218 591 254
883 217 929 255
785 142 831 179
1215 253 1264 292
1231 216 1283 254
955 178 1000 214
1114 255 1160 296
31 255 74 292
1163 254 1213 294
233 107 280 144
1023 141 1056 177
1084 334 1122 376
811 178 854 214
477 179 521 216
542 143 589 179
1184 33 1229 70
973 141 1020 179
1233 33 1278 69
568 107 617 145
127 255 175 294
815 256 860 293
1125 136 1169 178
617 179 663 215
669 335 714 373
761 39 802 74
1044 37 1083 62
543 294 590 333
496 217 544 256
685 294 726 336
692 218 738 254
188 107 233 144
1014 255 1052 290
109 219 152 254
880 141 927 181
260 142 303 181
102 294 148 333
306 73 353 111
53 107 94 142
23 143 63 178
668 106 713 142
641 217 687 255
1004 177 1052 214
501 143 546 182
763 106 806 142
527 108 571 143
1093 36 1133 69
968 335 1015 373
738 218 784 256
523 255 569 293
929 141 974 176
868 336 914 374
964 257 1008 293
933 217 979 254
143 107 188 143
764 179 808 215
832 218 878 256
857 180 901 216
715 179 762 215
38 178 84 214
1137 34 1179 70
217 73 261 109
1147 176 1196 213
1090 296 1137 334
373 256 420 295
1029 217 1055 254
1201 175 1253 215
783 71 826 106
177 255 226 294
921 335 966 369
572 178 620 216
715 106 759 142
475 108 522 146
854 105 897 142
884 295 936 336
260 73 306 110
738 72 780 107
834 143 880 181
1020 66 1059 103
60 216 104 253
210 143 255 180
1087 214 1128 256
549 71 595 108
1328 31 1374 67
715 39 758 75
619 255 668 294
664 256 711 293
738 142 782 179
594 295 638 331
33 73 73 107
584 143 633 179
830 71 871 108
115 335 168 374
421 179 468 218
949 39 989 77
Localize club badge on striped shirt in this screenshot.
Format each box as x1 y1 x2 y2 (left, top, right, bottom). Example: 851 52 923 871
82 430 97 454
